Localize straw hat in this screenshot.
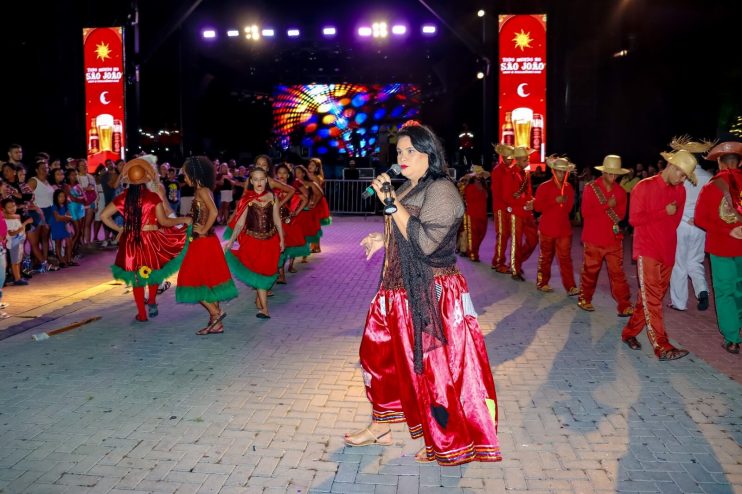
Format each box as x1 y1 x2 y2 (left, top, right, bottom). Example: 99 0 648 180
660 150 698 186
512 146 535 159
470 165 491 179
705 141 742 161
594 154 630 175
493 143 515 158
120 155 158 185
546 155 576 172
669 135 716 154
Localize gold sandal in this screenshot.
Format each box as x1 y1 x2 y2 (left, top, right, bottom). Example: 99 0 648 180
414 447 434 463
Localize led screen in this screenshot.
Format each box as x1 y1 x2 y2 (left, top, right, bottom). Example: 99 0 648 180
273 83 421 157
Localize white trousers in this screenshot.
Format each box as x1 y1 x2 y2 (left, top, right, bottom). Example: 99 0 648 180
669 221 708 309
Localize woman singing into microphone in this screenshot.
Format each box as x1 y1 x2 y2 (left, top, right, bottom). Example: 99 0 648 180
344 121 501 465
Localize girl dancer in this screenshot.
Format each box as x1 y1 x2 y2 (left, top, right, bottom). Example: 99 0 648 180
273 163 309 283
307 157 331 252
100 158 191 322
292 165 323 263
225 167 284 319
176 156 238 335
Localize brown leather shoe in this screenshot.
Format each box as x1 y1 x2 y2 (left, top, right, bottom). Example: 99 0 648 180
577 300 595 312
623 337 641 350
658 348 689 361
567 287 579 297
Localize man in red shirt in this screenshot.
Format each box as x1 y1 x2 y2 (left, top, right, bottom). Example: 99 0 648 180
577 155 633 315
622 150 697 360
491 144 514 272
462 166 490 262
695 140 742 354
502 146 537 281
534 156 578 294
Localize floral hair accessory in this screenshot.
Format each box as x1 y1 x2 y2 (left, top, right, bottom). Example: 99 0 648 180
401 120 421 128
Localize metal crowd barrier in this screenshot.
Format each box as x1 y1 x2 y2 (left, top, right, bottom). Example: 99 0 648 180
325 179 405 215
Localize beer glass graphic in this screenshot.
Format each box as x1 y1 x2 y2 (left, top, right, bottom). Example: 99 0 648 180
96 114 114 152
511 107 533 148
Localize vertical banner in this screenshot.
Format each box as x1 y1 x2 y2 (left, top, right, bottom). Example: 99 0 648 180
498 14 547 169
83 27 125 171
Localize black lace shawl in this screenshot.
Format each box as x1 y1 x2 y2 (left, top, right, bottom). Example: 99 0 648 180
390 176 464 373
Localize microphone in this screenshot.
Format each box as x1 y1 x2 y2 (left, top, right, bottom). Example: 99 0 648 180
361 164 402 199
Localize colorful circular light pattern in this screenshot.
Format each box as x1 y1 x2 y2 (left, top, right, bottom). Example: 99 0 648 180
273 83 420 156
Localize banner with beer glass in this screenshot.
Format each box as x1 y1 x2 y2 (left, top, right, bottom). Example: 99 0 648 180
83 27 125 171
498 14 547 169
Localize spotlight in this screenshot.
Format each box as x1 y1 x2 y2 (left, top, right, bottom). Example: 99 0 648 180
287 28 300 37
322 26 337 37
476 71 485 79
358 26 372 37
421 24 437 35
372 22 388 38
477 9 485 17
227 29 239 37
261 28 275 37
202 29 216 39
244 25 260 40
391 24 407 35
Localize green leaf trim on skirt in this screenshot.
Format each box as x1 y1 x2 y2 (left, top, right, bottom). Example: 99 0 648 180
175 279 239 304
284 243 311 259
225 251 278 290
320 216 332 226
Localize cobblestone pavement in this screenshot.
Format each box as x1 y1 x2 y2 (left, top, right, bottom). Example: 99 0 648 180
0 217 740 494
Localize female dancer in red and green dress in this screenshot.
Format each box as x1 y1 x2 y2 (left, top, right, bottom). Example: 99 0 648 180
307 157 331 252
273 163 310 283
100 158 191 322
292 165 323 263
176 156 238 335
224 167 284 319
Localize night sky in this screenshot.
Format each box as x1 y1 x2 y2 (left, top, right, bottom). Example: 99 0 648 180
1 0 739 170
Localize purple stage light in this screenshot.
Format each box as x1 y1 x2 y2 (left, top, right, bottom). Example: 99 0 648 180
322 26 337 37
202 29 216 39
391 24 407 35
261 28 275 37
287 28 300 37
421 24 437 35
358 26 372 37
227 29 239 37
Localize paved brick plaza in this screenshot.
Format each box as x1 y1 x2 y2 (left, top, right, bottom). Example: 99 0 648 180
0 217 740 494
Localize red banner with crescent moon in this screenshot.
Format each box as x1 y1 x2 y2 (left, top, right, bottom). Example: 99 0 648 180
498 14 547 169
83 27 125 171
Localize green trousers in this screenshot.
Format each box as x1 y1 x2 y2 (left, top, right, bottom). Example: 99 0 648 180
710 255 742 344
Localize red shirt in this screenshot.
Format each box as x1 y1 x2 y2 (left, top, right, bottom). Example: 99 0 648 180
534 177 574 238
694 170 742 257
490 161 511 211
502 166 534 219
629 174 685 265
464 183 488 219
581 177 627 247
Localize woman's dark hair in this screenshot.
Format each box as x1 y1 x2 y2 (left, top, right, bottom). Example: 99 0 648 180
65 168 78 182
52 189 67 207
182 156 216 189
94 164 106 175
397 124 449 180
273 163 294 184
123 183 145 244
255 154 272 169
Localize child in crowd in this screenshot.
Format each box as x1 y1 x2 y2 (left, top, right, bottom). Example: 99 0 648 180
0 210 8 317
1 198 33 285
50 189 75 267
165 167 181 214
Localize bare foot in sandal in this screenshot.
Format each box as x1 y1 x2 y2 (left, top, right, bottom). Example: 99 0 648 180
415 446 433 463
344 424 392 447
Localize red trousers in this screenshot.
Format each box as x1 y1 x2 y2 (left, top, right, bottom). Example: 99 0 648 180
510 214 538 276
578 242 632 312
359 275 501 465
622 256 675 355
491 209 511 270
468 215 488 260
537 234 576 290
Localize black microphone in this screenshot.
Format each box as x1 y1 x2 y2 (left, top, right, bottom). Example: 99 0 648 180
361 164 402 199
